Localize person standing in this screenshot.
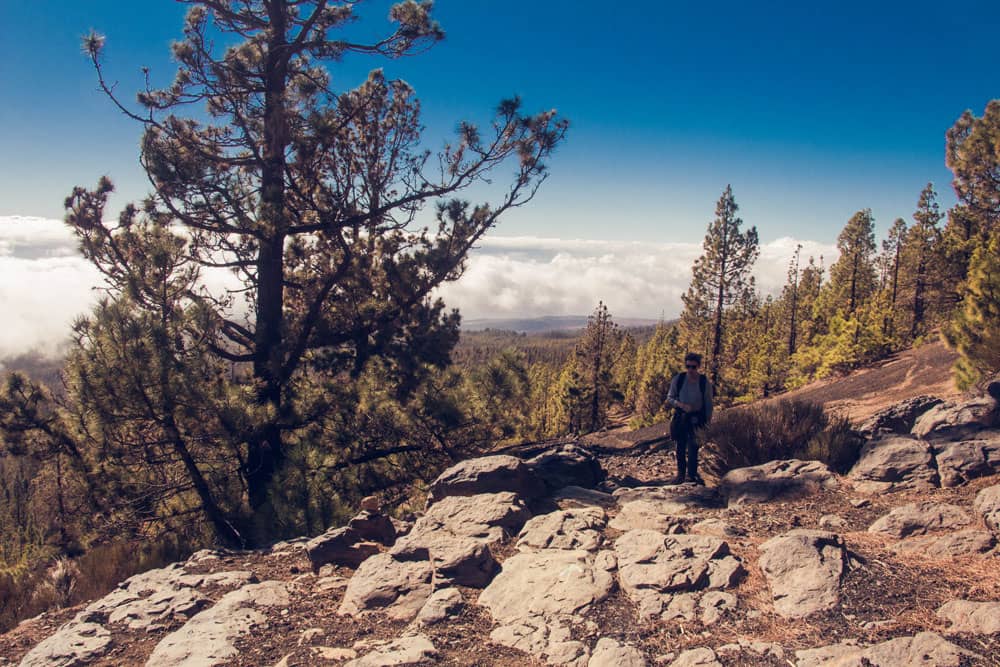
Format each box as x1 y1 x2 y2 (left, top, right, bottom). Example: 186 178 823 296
666 352 713 485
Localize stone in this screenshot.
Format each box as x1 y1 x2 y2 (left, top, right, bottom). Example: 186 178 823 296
891 530 995 557
414 588 464 626
306 527 381 570
526 444 604 491
299 628 325 644
348 510 397 546
670 648 720 667
489 617 589 667
661 593 698 622
517 507 607 551
612 485 721 509
721 459 838 505
609 500 689 533
794 641 862 667
758 530 848 619
867 502 971 538
146 581 290 667
396 530 498 588
818 514 847 530
614 530 742 618
360 495 381 512
934 431 1000 487
17 614 112 667
699 591 737 625
106 586 209 630
426 455 545 505
857 395 944 436
912 396 999 441
338 554 434 621
689 518 744 539
848 436 938 492
553 486 616 509
313 647 357 661
974 484 1000 534
346 634 438 667
804 632 978 666
588 638 647 667
936 599 1000 634
479 549 615 624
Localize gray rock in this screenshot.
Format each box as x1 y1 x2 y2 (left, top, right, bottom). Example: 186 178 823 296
818 514 847 530
348 510 397 546
611 484 721 508
17 614 112 667
721 459 838 505
553 486 616 509
848 436 938 492
517 507 607 551
867 502 971 538
609 500 690 534
758 530 848 619
936 599 1000 634
414 588 464 626
526 444 604 491
825 632 977 666
857 395 943 436
346 634 439 666
670 648 720 667
338 553 434 621
614 530 742 618
794 641 863 667
306 527 381 570
933 431 1000 487
700 591 737 625
912 396 999 441
891 529 995 557
489 617 590 667
588 638 647 667
146 581 290 667
974 484 1000 534
689 518 745 539
661 593 698 622
426 455 545 505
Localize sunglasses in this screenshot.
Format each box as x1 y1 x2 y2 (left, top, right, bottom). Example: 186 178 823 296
686 364 699 369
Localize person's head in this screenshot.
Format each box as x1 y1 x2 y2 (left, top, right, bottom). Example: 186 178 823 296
684 352 702 373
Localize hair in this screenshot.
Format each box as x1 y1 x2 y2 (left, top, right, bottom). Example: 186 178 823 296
684 352 702 366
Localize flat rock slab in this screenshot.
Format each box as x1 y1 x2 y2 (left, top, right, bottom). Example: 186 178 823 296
848 437 938 493
891 529 995 558
868 502 971 538
933 431 1000 487
974 484 1000 535
609 500 691 533
912 397 999 441
758 530 848 619
489 616 589 667
670 647 721 667
146 581 290 667
427 455 545 505
346 634 439 666
338 553 434 621
517 507 607 551
936 599 1000 634
612 485 722 509
614 530 742 618
795 632 978 666
17 614 112 667
553 486 616 509
478 549 615 624
721 459 838 505
588 638 647 667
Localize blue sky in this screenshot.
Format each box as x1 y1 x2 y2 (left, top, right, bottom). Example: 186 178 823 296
2 0 998 243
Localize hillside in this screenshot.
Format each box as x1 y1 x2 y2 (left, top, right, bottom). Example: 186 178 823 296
3 391 999 667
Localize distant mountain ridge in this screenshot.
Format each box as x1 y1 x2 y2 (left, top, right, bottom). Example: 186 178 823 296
461 315 661 333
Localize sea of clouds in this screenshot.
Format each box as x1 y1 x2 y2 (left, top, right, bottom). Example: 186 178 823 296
0 216 836 359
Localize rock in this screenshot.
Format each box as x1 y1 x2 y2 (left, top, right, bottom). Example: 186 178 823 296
106 586 209 630
588 638 647 667
848 436 938 492
614 530 742 618
830 632 977 666
553 486 616 509
974 484 1000 534
700 591 737 625
609 500 690 534
346 634 438 666
17 614 112 667
936 599 1000 634
794 641 863 667
912 396 999 441
689 518 744 539
758 530 848 619
396 530 497 588
867 502 971 538
517 507 607 551
612 485 721 509
489 617 589 667
661 593 698 622
891 529 995 557
670 648 720 667
427 455 545 505
414 588 464 626
526 444 604 491
934 431 1000 487
348 510 397 546
146 581 290 667
818 514 847 530
338 553 434 621
360 495 381 512
479 549 615 624
721 459 838 505
313 647 357 661
306 527 381 570
857 395 943 436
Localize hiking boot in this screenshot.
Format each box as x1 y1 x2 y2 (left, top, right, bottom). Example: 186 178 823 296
669 474 686 485
689 474 705 486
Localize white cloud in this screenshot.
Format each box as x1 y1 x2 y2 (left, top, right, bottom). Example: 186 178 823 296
0 216 837 359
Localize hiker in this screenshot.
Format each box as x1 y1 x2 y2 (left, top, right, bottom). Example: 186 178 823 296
667 352 713 485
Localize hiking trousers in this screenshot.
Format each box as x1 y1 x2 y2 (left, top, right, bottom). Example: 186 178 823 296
671 413 702 479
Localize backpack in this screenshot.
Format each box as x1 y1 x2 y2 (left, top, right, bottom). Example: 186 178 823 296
675 372 709 425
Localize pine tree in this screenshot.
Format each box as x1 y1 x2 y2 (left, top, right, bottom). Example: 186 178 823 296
943 233 1000 389
573 302 623 433
56 2 566 532
946 100 1000 244
828 209 877 316
680 185 760 385
878 218 907 341
784 244 803 355
903 184 944 339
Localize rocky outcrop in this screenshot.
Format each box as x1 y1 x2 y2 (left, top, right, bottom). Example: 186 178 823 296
974 484 1000 534
721 459 838 505
758 530 849 618
936 599 1000 634
306 527 381 570
891 529 996 557
796 632 978 666
426 455 545 506
526 444 604 491
337 553 434 621
933 431 1000 487
346 634 439 666
17 614 112 667
517 507 606 552
588 638 647 667
867 501 971 538
857 395 943 436
912 396 999 441
848 436 938 492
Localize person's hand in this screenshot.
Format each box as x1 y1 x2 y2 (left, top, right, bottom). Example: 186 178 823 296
678 402 693 413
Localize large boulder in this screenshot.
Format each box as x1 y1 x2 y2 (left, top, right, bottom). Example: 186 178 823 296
868 502 971 538
891 529 996 558
973 484 1000 535
517 507 607 552
306 526 381 570
934 431 1000 487
720 459 838 505
757 530 849 619
912 396 999 441
17 613 113 667
936 599 1000 634
347 510 397 545
337 553 434 621
526 444 604 491
426 455 545 505
857 395 943 436
848 436 938 492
